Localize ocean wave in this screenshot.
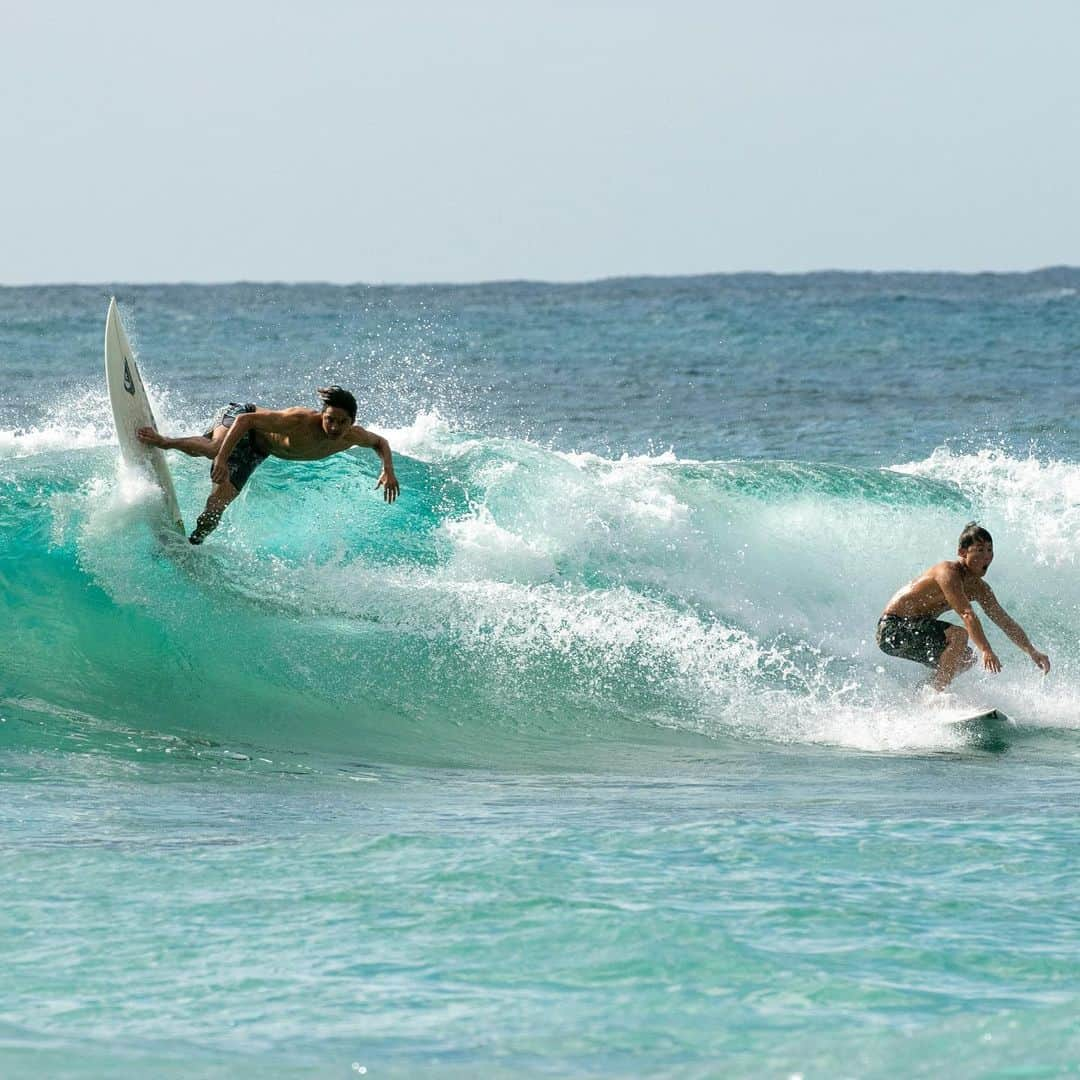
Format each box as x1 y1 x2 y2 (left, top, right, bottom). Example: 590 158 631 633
3 419 1077 761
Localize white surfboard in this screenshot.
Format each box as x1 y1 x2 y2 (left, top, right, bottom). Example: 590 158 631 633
104 298 185 534
946 708 1015 748
948 708 1013 726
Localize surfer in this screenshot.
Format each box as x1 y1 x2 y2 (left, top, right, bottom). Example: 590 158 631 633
137 386 399 544
876 522 1050 691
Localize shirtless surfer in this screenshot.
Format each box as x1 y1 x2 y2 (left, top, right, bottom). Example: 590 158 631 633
137 386 399 544
876 522 1050 691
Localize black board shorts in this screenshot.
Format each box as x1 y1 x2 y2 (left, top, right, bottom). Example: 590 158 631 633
204 402 268 491
876 614 953 668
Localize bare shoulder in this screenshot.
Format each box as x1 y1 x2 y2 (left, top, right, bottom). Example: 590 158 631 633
920 560 956 589
929 560 972 602
249 406 318 431
345 423 383 449
931 559 962 583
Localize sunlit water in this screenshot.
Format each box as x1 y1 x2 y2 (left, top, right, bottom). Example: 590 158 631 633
3 274 1078 1077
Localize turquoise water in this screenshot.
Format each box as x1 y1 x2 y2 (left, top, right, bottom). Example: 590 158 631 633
3 275 1079 1077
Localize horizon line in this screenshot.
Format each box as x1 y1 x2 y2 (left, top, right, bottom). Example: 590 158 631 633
2 265 1078 290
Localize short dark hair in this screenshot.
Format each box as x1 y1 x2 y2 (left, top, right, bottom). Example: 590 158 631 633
317 385 357 421
958 521 993 549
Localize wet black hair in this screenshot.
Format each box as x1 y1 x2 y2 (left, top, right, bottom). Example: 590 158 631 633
317 385 357 421
958 521 993 550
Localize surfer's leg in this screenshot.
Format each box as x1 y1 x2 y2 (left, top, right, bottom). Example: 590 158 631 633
169 434 221 457
189 480 239 545
931 625 974 691
138 426 226 458
158 425 228 458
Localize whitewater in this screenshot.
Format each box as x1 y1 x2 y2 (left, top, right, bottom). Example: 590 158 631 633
2 276 1078 1078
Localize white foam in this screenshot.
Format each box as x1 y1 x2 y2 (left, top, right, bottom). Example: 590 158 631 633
443 505 557 583
374 409 486 462
0 372 193 461
894 447 1080 568
560 447 687 468
50 461 169 547
0 423 112 459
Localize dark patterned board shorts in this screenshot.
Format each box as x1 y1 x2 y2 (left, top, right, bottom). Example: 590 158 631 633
876 614 954 668
203 402 268 491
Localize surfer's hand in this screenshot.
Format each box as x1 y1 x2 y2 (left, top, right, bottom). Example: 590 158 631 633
982 649 1002 674
211 457 229 484
136 426 161 446
1029 649 1051 674
376 470 399 503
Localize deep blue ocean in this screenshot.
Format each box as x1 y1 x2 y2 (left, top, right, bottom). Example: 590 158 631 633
2 273 1078 1077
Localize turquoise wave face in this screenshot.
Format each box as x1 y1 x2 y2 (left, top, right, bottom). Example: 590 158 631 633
4 419 1078 762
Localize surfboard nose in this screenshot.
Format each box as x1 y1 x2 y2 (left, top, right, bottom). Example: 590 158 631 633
104 299 186 536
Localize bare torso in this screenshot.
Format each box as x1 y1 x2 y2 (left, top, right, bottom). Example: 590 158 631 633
248 408 352 461
883 560 987 618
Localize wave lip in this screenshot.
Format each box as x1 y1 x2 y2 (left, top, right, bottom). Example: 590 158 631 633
894 446 1080 568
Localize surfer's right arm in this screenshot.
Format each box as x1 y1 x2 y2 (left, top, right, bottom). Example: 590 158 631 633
934 563 1001 673
974 584 1051 675
210 409 290 484
211 414 253 483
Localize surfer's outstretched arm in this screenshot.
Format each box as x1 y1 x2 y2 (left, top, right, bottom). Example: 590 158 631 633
975 585 1051 674
348 426 399 503
934 563 1000 674
211 412 255 483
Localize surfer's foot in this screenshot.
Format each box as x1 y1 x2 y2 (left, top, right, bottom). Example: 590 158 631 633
188 534 203 545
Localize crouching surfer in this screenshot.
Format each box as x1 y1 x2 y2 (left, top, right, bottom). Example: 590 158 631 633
876 522 1050 691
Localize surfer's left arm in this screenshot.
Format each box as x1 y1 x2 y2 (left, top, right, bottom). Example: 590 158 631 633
348 426 399 503
977 586 1051 674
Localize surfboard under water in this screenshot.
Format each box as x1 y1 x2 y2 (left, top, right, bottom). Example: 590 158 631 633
104 298 185 535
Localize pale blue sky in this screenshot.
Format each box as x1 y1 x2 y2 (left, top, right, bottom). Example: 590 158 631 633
3 1 1078 283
